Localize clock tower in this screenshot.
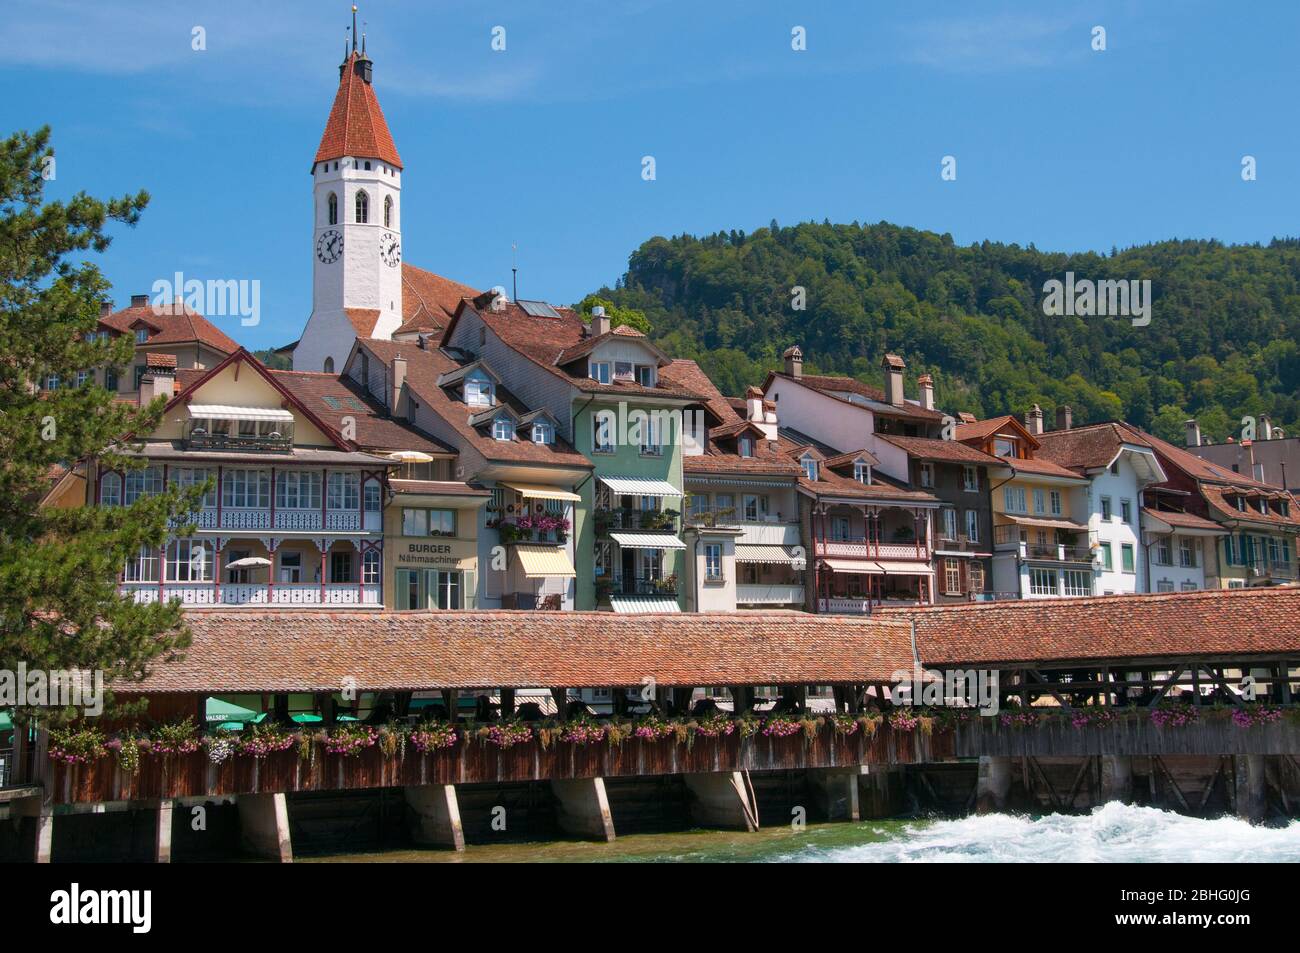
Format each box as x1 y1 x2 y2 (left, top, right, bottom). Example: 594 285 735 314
295 16 404 373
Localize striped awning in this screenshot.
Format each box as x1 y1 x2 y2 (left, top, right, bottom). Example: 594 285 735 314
609 595 681 614
735 544 805 569
188 404 294 422
599 476 682 497
501 482 581 502
998 515 1088 532
820 558 933 575
609 532 687 551
513 545 577 578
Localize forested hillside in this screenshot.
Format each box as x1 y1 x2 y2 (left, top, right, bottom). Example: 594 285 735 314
586 222 1300 444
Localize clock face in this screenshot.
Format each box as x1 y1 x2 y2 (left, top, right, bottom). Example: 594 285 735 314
316 229 343 264
379 232 401 268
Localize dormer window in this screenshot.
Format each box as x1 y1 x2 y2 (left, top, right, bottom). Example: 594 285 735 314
135 328 149 344
532 421 554 445
589 361 611 384
801 454 818 482
1236 496 1247 512
738 436 754 458
993 437 1017 458
637 365 656 387
464 371 494 407
854 461 870 484
1258 498 1268 515
492 417 515 441
614 361 634 381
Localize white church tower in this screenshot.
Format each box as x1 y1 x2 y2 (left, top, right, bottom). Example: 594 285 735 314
294 15 404 373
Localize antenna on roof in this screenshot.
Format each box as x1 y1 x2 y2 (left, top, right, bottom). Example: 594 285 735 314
511 241 518 303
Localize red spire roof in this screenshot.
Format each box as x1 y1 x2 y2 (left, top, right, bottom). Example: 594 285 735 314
314 51 402 169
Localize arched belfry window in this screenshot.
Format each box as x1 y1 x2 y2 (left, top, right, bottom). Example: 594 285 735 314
355 190 369 224
384 196 393 228
327 192 338 225
323 357 334 373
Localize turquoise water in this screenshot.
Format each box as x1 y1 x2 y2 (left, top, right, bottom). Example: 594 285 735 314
304 803 1300 863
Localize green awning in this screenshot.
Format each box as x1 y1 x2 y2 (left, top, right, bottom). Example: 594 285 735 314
205 697 260 724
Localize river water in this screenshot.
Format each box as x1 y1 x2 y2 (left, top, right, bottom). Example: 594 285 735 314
303 803 1300 863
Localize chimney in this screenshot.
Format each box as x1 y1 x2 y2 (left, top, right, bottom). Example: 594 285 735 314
137 372 173 406
99 301 113 318
1055 404 1073 432
590 306 610 338
783 345 803 379
1025 403 1044 435
391 355 407 417
882 353 905 406
130 293 150 309
917 374 934 411
1185 418 1201 448
489 287 508 313
745 385 763 422
1261 414 1273 440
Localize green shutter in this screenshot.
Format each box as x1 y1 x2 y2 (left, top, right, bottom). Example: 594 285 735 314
462 569 476 610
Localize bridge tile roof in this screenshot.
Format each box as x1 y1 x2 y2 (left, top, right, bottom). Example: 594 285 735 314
126 610 915 693
898 587 1300 667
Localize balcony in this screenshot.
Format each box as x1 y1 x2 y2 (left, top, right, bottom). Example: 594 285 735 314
492 516 570 546
818 596 924 614
602 573 679 598
993 525 1091 563
819 539 929 561
122 582 382 607
176 508 364 532
595 507 679 535
737 583 805 606
185 432 292 454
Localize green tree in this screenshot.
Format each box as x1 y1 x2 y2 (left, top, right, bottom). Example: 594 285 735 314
0 127 196 724
575 294 651 335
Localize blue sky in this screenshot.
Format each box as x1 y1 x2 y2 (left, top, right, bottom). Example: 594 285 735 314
5 0 1299 350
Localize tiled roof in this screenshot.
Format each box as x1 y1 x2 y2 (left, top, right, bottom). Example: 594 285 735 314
125 610 916 692
1141 507 1224 532
1116 423 1275 489
823 448 881 468
444 300 707 403
685 424 802 479
357 339 592 468
1006 455 1089 480
314 52 402 168
903 588 1300 667
554 326 660 368
145 352 177 369
398 264 480 334
766 371 947 423
659 359 739 424
1035 422 1133 472
390 479 492 498
271 369 454 455
953 414 1030 444
99 300 240 354
1200 484 1300 529
874 434 1001 467
345 308 382 338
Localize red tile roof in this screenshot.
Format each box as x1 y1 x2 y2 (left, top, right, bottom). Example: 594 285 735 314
345 308 382 338
271 369 454 455
660 359 741 425
902 587 1300 667
126 610 916 692
357 339 592 468
874 435 1001 467
1141 507 1224 532
1005 455 1089 480
145 352 178 369
766 371 946 423
953 414 1035 445
1035 422 1135 472
444 300 707 403
99 299 240 354
397 264 480 335
314 52 402 168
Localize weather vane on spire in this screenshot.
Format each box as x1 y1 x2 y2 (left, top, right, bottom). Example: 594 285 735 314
351 5 358 54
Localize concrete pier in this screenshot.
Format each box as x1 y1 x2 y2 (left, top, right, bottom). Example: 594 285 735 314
1236 754 1266 823
405 785 466 851
1100 756 1133 804
683 771 759 831
550 778 616 841
154 799 174 863
238 792 293 862
975 756 1012 813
